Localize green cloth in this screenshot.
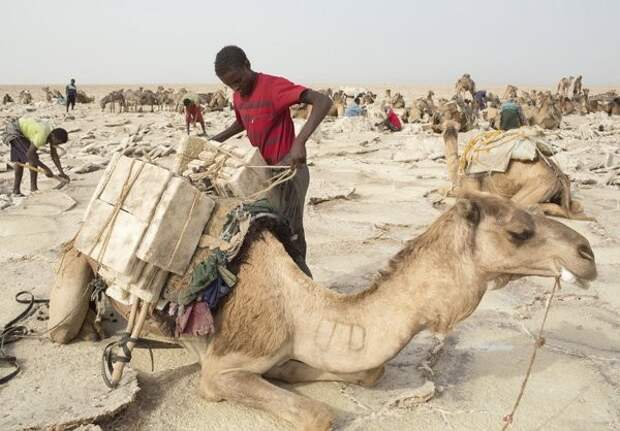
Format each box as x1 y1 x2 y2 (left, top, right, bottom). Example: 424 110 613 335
178 250 237 306
18 117 52 149
500 102 522 131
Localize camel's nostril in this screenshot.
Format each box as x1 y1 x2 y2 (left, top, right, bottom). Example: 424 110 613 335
578 244 594 261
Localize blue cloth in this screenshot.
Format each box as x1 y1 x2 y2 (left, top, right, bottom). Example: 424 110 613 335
344 104 363 117
199 277 232 311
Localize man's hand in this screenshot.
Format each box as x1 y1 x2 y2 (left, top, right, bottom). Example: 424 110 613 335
279 141 306 167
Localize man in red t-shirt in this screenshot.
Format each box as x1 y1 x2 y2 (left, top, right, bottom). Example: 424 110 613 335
212 46 332 276
376 105 402 132
183 95 207 135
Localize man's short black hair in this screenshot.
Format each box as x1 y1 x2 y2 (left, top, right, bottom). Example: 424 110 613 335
214 45 250 76
50 128 68 144
183 98 192 106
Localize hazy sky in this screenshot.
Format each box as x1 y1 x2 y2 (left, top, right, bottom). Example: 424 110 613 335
1 0 618 86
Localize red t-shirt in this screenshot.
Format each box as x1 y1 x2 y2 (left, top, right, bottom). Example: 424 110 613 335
387 110 402 130
233 73 306 165
186 104 203 124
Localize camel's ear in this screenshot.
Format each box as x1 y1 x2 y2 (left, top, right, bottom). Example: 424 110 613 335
455 198 480 225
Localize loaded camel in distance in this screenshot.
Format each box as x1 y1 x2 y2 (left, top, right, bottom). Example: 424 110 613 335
442 122 592 220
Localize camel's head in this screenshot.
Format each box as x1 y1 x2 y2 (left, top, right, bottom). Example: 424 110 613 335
454 193 597 288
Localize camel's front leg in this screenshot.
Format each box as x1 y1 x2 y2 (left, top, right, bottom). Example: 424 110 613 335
417 334 445 377
510 181 555 209
203 368 334 431
266 360 384 387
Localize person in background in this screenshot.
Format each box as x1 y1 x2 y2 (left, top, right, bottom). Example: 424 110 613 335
211 45 332 277
376 105 402 132
499 99 528 130
473 90 487 110
3 117 69 196
183 94 207 136
66 79 77 113
344 96 363 117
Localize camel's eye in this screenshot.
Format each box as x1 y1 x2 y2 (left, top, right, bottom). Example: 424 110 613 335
508 229 534 242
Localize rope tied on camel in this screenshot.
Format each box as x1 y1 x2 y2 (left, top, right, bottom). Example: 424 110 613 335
501 276 562 430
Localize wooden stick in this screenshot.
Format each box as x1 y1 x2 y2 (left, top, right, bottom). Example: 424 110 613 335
109 301 149 386
125 297 139 334
13 162 69 189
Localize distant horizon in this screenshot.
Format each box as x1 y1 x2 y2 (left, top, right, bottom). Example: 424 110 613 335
1 80 618 90
2 1 619 87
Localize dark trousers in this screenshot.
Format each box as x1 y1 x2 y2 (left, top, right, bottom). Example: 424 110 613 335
66 95 76 112
268 164 312 277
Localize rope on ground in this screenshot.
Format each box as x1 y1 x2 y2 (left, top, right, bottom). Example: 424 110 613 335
0 291 49 384
501 277 561 430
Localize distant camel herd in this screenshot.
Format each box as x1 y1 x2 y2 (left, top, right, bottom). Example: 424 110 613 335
2 75 619 126
291 74 620 132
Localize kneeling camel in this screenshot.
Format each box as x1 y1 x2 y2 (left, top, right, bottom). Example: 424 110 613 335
443 124 591 220
55 194 596 430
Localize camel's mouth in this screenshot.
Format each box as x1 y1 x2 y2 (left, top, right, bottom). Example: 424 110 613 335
560 267 592 290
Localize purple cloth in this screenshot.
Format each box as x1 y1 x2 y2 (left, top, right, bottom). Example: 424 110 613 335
175 301 215 337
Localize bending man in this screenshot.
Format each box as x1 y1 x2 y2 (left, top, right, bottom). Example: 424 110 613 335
4 117 69 196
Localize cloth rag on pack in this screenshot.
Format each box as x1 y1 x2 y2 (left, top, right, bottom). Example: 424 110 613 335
461 128 553 175
177 250 237 306
175 301 215 337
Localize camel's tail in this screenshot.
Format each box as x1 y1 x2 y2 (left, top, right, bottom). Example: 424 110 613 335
442 121 460 186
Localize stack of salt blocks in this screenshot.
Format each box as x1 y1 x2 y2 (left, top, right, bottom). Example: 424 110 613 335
75 153 215 305
176 136 271 198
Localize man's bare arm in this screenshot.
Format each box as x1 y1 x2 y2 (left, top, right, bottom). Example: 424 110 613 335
211 120 245 143
26 144 52 175
50 145 67 178
280 89 332 166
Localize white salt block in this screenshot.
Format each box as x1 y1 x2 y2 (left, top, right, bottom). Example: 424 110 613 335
136 177 215 275
174 136 207 174
75 199 148 274
83 152 121 221
187 159 208 171
99 157 172 222
198 150 216 163
207 138 271 198
101 263 168 304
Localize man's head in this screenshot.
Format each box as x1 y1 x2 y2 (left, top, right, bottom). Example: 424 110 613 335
70 79 75 84
183 98 193 108
48 128 68 145
214 46 255 96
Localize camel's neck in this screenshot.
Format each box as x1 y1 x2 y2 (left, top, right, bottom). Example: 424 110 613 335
443 129 460 186
281 217 488 374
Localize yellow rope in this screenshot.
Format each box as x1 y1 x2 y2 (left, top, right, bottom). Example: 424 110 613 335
241 167 297 202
